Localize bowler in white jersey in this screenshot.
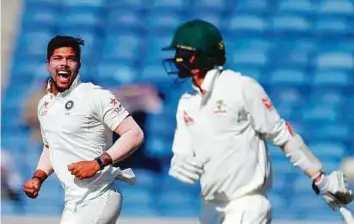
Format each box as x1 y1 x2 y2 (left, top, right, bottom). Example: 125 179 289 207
23 35 144 224
163 19 353 224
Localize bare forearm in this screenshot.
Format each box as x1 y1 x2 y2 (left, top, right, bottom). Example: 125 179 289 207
95 116 144 168
33 145 53 183
36 145 54 176
106 128 144 163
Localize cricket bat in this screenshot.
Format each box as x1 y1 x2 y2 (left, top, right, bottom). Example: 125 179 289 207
340 206 354 224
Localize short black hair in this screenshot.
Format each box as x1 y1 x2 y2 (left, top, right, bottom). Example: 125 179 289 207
47 35 85 61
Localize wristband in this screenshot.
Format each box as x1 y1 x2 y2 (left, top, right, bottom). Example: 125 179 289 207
312 172 326 195
94 157 105 170
32 169 48 184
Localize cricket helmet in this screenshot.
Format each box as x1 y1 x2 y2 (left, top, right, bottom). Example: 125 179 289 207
162 19 226 79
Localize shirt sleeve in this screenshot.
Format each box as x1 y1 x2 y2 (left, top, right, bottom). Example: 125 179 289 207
40 123 48 146
37 99 49 147
241 77 294 146
93 89 130 131
172 99 194 155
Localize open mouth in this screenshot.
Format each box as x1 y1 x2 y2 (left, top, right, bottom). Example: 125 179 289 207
57 70 71 82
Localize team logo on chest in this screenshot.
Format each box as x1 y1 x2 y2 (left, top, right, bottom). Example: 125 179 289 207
64 100 75 116
214 99 227 114
65 100 74 110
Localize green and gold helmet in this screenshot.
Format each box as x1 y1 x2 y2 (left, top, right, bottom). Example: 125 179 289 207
162 19 226 79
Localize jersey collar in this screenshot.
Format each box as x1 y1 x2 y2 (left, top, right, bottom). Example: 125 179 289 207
46 75 81 98
192 66 222 95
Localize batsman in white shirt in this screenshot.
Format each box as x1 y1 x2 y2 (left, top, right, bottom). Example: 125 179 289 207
23 36 144 224
163 19 353 224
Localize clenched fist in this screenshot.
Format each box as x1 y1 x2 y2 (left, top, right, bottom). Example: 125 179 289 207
68 160 100 180
23 178 41 199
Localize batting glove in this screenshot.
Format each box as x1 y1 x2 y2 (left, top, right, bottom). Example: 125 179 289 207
169 154 205 184
313 171 353 210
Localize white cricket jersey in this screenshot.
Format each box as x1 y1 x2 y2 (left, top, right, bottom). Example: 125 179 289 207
37 76 129 204
172 68 294 202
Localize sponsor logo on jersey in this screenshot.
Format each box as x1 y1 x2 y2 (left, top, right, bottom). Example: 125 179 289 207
110 98 122 113
110 98 118 107
286 122 295 136
262 98 273 111
183 111 194 126
237 108 248 123
40 101 49 116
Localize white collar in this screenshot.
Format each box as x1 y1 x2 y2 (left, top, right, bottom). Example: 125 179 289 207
192 66 223 95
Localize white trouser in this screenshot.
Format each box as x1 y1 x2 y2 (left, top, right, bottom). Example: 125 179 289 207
60 189 123 224
200 194 271 224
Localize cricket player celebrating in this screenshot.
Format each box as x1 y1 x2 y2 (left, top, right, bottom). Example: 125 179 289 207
163 19 353 224
23 36 144 224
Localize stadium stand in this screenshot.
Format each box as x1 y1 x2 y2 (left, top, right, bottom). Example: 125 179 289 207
1 0 353 221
